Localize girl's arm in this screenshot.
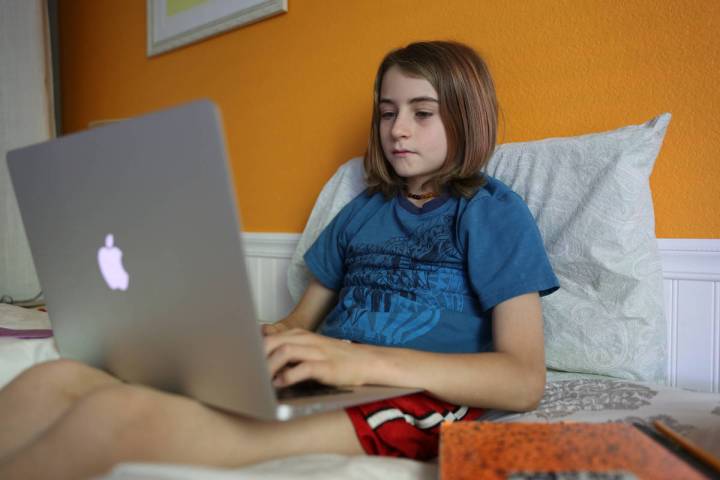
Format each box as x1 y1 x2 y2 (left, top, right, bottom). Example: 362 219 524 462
262 277 338 334
364 292 547 411
265 292 546 412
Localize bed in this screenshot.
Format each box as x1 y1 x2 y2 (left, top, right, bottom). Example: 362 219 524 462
2 114 719 479
2 305 719 479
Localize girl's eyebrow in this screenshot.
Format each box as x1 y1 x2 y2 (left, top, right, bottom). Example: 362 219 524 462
379 96 439 105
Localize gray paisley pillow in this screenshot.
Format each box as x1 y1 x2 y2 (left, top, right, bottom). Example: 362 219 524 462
486 114 671 382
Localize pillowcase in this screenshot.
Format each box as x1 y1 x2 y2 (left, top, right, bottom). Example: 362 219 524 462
287 114 671 382
485 114 670 382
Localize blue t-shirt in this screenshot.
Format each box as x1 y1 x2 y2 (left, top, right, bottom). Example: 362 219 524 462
304 175 559 354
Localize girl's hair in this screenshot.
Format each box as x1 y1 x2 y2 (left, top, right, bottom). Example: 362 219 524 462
365 41 498 198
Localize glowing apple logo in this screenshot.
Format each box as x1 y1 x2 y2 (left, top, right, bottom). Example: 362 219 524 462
97 234 129 291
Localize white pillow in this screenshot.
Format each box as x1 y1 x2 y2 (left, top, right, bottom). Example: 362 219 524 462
486 114 670 382
288 114 671 383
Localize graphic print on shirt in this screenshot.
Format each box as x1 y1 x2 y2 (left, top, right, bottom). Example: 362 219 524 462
322 213 475 346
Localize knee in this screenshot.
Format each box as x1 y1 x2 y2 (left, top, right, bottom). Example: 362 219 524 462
9 358 118 401
70 385 204 456
81 385 208 433
75 384 155 424
22 385 173 467
10 358 85 389
18 358 85 378
68 385 159 446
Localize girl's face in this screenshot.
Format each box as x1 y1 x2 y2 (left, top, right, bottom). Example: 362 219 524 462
379 66 448 193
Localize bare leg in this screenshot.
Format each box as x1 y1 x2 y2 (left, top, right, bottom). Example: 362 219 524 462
0 383 364 480
0 359 121 460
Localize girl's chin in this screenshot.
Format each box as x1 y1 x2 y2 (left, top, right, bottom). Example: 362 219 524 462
388 156 417 173
388 160 429 178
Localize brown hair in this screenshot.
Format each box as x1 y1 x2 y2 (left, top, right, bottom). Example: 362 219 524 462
365 41 498 198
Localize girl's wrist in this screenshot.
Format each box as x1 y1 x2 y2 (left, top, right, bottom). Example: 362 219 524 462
357 343 405 387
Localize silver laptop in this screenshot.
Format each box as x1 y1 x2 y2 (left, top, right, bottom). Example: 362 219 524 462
6 100 419 421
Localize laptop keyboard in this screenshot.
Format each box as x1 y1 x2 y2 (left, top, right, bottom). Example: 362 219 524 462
276 380 352 400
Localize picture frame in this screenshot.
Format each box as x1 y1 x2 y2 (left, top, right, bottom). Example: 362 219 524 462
147 0 287 57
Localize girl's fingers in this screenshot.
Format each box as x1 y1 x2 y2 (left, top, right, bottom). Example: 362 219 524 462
261 324 277 336
267 343 323 378
263 328 324 355
273 361 327 387
261 322 293 336
263 331 358 385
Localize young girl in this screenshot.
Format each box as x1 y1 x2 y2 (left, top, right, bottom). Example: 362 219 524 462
0 41 558 479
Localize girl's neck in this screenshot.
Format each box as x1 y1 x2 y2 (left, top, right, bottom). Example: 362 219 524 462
403 186 443 208
405 196 434 208
405 190 439 200
405 179 436 195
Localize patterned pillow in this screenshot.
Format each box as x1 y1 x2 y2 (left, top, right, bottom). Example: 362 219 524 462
486 114 671 382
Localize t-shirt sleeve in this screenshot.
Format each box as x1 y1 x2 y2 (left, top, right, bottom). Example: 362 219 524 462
303 193 366 291
463 190 559 312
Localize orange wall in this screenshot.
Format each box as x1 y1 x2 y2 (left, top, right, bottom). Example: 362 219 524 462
58 0 720 237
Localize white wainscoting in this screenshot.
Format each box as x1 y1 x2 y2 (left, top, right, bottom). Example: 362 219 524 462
244 233 720 393
243 233 298 324
657 239 720 393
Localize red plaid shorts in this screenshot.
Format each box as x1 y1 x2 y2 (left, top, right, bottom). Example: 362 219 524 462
345 392 485 460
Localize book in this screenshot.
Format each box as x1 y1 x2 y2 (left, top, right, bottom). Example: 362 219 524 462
439 422 706 480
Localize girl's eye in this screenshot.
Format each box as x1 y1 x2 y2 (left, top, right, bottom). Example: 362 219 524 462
416 111 433 118
380 111 396 119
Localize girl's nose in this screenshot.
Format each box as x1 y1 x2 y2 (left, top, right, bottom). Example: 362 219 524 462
391 112 411 139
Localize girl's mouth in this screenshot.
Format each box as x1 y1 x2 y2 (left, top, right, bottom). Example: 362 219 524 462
392 149 414 156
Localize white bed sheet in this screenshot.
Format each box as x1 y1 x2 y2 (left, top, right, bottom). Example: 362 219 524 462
101 455 436 480
0 304 58 387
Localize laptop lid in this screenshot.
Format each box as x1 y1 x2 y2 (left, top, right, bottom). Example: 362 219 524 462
7 100 284 419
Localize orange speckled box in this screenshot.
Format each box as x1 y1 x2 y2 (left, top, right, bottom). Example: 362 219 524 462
439 422 705 480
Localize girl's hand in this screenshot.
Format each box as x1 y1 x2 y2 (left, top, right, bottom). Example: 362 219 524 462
264 329 373 387
261 321 291 336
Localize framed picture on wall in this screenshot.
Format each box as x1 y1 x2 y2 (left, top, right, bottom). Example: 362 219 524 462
147 0 287 57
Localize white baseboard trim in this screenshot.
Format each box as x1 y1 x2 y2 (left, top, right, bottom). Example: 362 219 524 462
657 238 720 281
243 232 299 259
